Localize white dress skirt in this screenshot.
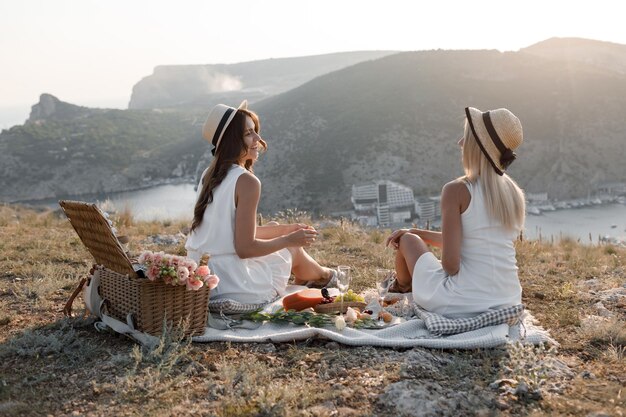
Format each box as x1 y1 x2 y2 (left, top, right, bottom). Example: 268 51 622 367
185 165 292 304
412 180 522 318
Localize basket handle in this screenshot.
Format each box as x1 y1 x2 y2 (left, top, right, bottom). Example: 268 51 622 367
63 276 87 317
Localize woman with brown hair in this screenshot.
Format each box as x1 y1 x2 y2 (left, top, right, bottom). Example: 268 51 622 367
386 107 526 318
185 101 335 304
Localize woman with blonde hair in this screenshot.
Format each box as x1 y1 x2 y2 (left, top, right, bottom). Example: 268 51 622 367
185 101 336 304
385 107 525 318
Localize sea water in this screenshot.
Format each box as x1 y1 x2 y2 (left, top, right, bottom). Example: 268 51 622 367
19 183 626 244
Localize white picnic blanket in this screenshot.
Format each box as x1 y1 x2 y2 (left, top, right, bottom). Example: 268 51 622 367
193 288 554 349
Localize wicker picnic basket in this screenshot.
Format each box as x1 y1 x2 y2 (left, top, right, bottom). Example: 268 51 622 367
59 200 210 337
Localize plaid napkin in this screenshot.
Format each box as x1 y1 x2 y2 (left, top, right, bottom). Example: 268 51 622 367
416 304 525 336
208 298 270 315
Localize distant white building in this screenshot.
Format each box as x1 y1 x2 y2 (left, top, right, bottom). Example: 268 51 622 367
351 180 415 227
414 196 440 222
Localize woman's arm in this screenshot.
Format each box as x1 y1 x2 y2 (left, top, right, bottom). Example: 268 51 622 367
439 181 466 275
233 173 316 258
255 223 309 239
385 228 442 249
413 229 443 247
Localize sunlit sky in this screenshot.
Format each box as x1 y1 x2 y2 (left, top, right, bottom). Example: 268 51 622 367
1 0 625 126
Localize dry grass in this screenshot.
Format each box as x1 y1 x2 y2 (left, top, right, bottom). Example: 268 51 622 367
0 204 624 416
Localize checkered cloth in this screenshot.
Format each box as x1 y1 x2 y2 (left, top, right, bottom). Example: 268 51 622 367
208 298 270 315
416 304 525 336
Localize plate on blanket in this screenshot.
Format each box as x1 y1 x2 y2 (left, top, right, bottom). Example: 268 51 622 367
314 301 367 314
356 316 405 329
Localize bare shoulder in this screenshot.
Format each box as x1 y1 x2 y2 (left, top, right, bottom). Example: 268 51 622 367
236 171 261 191
442 179 468 196
441 179 470 209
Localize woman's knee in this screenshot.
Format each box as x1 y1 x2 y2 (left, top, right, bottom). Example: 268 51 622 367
399 233 426 251
398 233 429 263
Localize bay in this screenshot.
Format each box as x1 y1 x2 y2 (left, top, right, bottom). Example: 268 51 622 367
524 203 626 244
25 183 626 244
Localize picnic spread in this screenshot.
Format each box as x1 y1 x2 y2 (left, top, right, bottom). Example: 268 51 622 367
59 199 555 350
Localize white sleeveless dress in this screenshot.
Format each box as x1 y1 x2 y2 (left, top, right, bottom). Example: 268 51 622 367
412 180 522 318
185 165 292 303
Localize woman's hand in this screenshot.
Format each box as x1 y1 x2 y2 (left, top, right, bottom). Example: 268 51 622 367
289 223 313 233
286 227 319 247
385 228 411 249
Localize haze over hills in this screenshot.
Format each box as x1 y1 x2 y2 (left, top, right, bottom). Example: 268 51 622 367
1 38 625 215
129 51 396 110
522 37 626 74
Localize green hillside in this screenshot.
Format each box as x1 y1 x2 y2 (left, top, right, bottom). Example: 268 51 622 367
0 95 205 201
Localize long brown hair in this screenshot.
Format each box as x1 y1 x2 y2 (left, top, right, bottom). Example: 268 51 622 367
190 109 267 232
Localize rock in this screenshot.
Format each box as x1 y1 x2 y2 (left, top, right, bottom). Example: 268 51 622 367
581 370 596 379
325 342 340 349
307 402 336 417
514 381 542 401
582 278 600 287
379 380 489 417
593 302 613 318
580 315 610 330
255 343 276 353
493 398 510 410
586 413 611 417
0 402 26 413
541 358 575 379
489 378 518 390
598 288 626 303
335 407 360 416
403 350 449 376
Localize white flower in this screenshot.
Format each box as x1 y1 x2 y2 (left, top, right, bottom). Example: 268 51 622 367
334 315 346 331
345 307 358 324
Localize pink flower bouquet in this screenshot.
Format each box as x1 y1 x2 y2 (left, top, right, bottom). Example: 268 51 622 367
138 251 219 291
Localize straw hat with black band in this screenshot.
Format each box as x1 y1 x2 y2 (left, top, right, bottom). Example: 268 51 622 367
464 107 523 176
202 100 248 156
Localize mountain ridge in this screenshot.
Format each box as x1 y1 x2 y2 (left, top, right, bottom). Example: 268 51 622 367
2 38 625 213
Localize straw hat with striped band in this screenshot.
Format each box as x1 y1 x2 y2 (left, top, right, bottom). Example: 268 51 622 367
465 107 523 176
202 100 248 156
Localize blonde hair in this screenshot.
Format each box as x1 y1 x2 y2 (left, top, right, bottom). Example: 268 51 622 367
461 121 526 231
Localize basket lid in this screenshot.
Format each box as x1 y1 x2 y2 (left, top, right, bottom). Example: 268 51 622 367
59 200 136 277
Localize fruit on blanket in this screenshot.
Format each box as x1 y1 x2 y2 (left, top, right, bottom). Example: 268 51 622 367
282 289 325 311
378 311 393 323
333 289 365 303
383 298 400 307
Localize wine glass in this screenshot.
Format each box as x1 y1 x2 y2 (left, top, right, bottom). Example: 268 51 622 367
336 265 351 316
376 269 394 320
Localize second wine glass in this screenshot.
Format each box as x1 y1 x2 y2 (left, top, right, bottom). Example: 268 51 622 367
376 269 393 305
336 265 351 316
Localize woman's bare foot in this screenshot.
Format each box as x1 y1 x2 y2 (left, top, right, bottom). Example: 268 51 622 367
293 268 336 288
